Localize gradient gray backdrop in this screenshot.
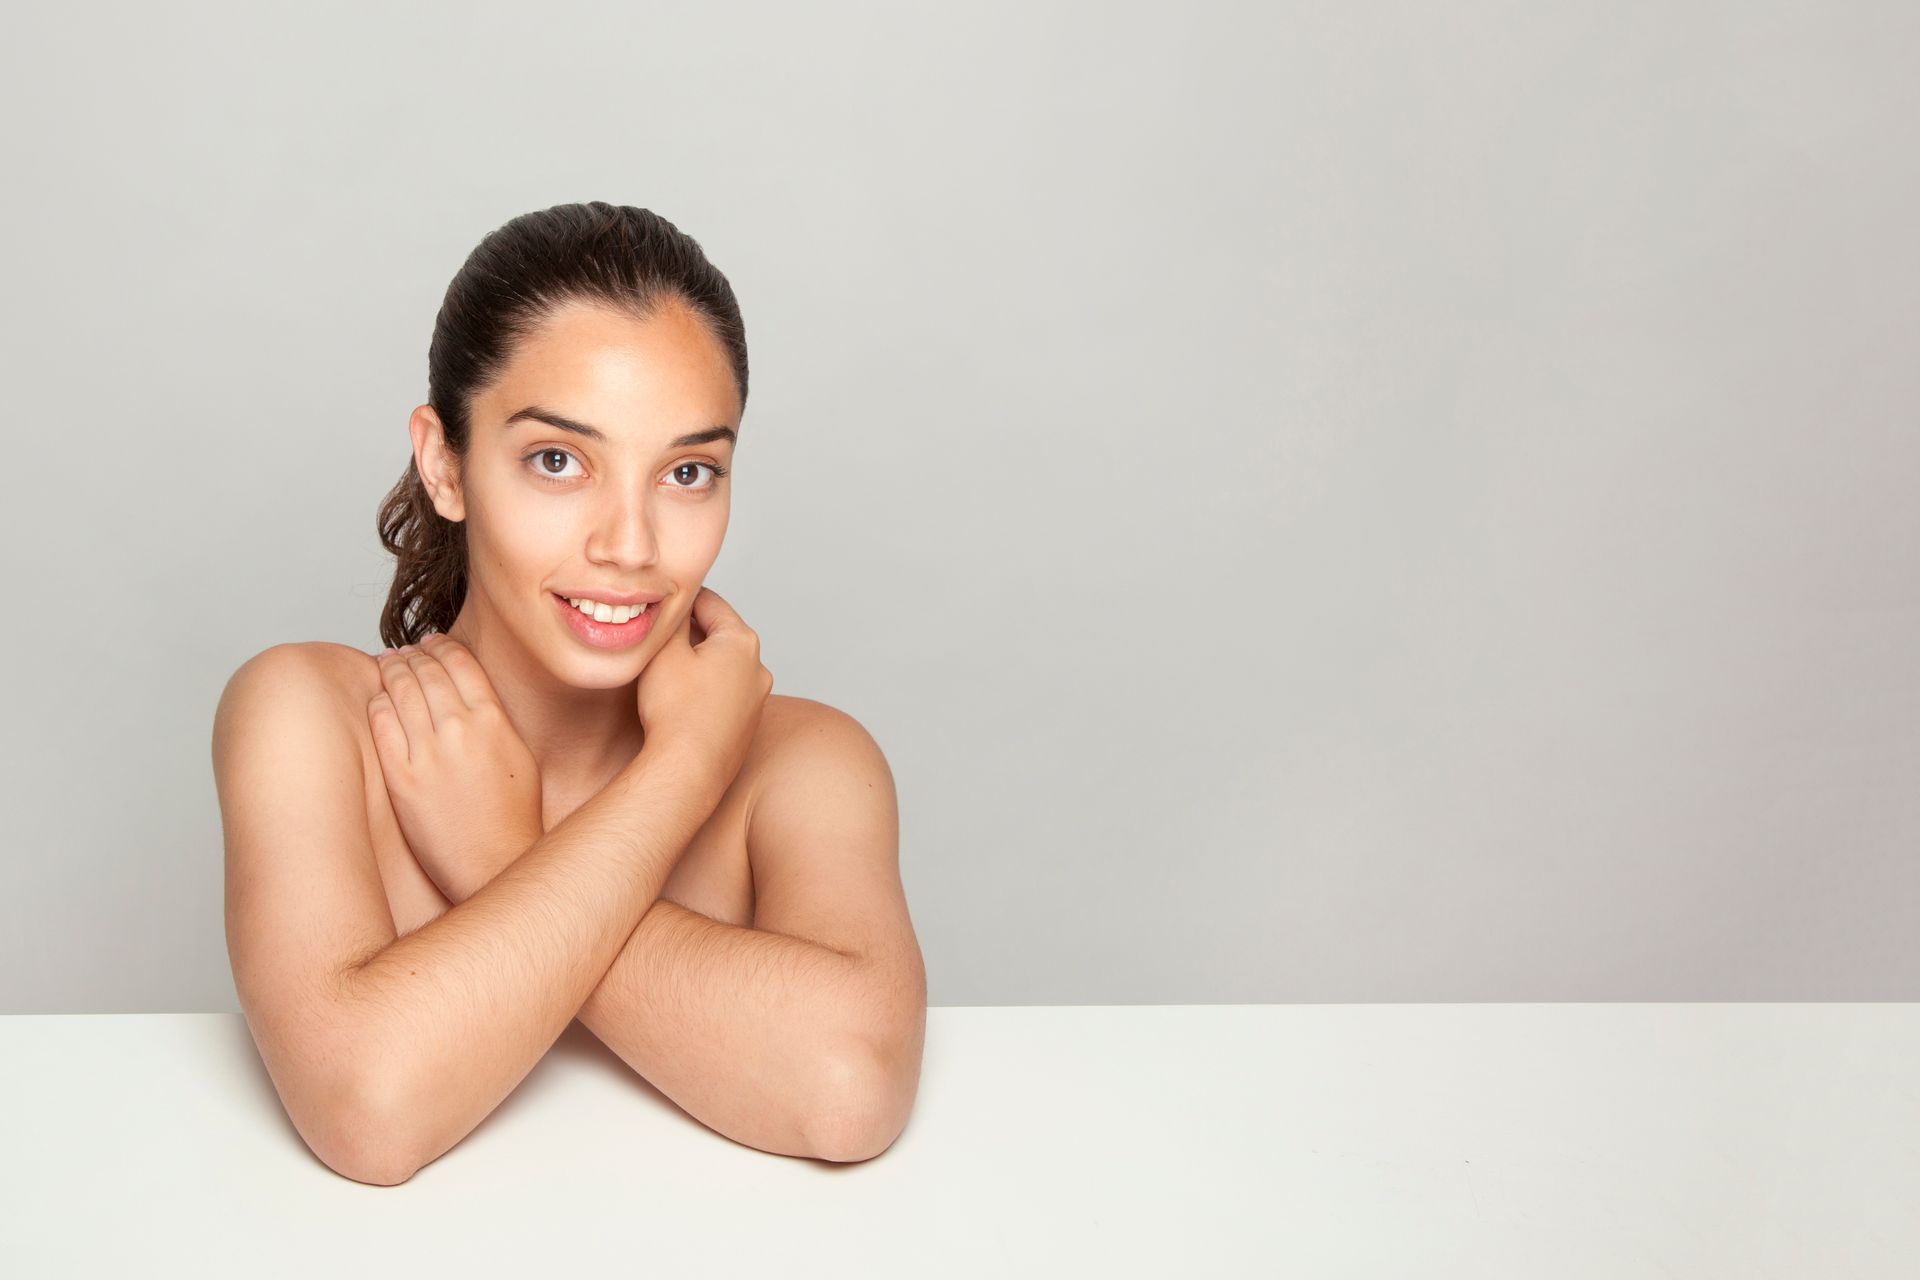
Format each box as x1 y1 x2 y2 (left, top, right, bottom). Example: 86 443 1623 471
2 1 1913 1011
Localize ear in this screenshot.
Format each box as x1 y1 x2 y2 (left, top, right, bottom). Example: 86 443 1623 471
409 404 466 523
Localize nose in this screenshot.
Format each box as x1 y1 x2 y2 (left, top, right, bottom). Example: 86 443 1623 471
585 487 660 572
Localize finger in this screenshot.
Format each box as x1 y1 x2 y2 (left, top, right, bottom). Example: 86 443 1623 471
401 644 469 727
377 648 437 744
666 601 696 649
366 691 410 765
689 585 742 636
418 634 498 709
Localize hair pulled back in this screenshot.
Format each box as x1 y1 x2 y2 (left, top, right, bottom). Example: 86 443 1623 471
375 202 748 647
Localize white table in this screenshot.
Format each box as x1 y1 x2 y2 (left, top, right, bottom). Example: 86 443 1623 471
3 1005 1915 1276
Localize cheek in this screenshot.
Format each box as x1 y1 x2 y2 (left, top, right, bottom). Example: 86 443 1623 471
690 493 730 546
666 505 729 576
468 498 577 580
496 480 578 533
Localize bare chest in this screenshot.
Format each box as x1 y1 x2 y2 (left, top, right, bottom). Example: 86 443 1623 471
355 736 759 939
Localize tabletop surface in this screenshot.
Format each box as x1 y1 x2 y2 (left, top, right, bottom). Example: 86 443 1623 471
3 1004 1915 1277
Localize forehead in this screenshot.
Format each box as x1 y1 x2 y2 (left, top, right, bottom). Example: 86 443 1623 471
477 297 740 429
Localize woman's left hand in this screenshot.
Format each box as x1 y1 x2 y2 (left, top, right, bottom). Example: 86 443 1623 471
367 634 543 903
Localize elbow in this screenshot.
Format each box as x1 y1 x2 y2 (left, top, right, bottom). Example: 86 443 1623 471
803 1045 917 1164
808 1118 906 1165
320 1138 419 1187
312 1075 423 1186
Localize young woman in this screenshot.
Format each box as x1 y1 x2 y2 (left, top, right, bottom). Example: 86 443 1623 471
211 203 925 1183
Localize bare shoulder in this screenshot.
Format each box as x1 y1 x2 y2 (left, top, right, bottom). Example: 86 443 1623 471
743 694 894 829
755 694 889 762
217 641 364 716
300 641 385 703
213 642 380 766
224 639 377 688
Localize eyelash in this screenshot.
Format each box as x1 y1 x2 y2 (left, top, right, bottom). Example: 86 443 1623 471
521 448 729 491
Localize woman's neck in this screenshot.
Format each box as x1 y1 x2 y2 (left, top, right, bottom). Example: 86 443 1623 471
441 607 648 794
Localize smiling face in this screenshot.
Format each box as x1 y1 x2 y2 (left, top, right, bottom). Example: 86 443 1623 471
413 295 742 688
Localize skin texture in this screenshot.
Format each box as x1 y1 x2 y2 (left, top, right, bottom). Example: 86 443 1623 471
345 295 920 1166
407 295 743 802
365 631 549 908
219 292 922 1180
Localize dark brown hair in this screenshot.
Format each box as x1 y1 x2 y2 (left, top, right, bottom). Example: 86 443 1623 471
375 202 749 647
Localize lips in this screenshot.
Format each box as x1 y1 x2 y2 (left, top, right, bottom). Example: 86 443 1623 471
552 590 657 650
553 592 653 620
551 587 665 607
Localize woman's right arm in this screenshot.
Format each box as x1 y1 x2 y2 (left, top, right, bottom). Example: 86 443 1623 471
215 644 725 1185
341 736 720 1179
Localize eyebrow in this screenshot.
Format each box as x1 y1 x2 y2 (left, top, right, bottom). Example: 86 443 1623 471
503 405 736 450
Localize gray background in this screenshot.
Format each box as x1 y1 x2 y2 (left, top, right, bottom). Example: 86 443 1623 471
1 1 1912 1011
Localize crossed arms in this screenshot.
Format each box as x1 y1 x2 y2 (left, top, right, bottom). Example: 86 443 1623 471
417 699 926 1165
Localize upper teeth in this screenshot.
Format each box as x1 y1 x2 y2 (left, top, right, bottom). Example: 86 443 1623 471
567 597 650 623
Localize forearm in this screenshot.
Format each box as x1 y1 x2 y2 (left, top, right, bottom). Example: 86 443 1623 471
341 745 719 1176
446 836 871 1159
572 896 870 1159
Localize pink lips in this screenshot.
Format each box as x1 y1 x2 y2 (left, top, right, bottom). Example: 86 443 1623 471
553 591 658 651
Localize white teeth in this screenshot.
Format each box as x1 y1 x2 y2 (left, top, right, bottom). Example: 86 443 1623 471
566 597 649 624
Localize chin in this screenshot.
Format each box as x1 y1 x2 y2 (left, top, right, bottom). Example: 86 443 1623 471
546 645 652 690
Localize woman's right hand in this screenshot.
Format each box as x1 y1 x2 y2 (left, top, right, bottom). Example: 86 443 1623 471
634 586 774 794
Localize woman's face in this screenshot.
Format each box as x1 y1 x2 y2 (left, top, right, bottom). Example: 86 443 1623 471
423 296 741 688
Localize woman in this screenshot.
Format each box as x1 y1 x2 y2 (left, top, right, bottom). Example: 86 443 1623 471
211 202 925 1183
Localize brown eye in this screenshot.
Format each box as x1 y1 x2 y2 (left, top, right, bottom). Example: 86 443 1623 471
525 449 583 482
668 461 728 490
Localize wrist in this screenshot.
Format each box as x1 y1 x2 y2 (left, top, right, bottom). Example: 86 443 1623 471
450 824 542 904
633 732 728 806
